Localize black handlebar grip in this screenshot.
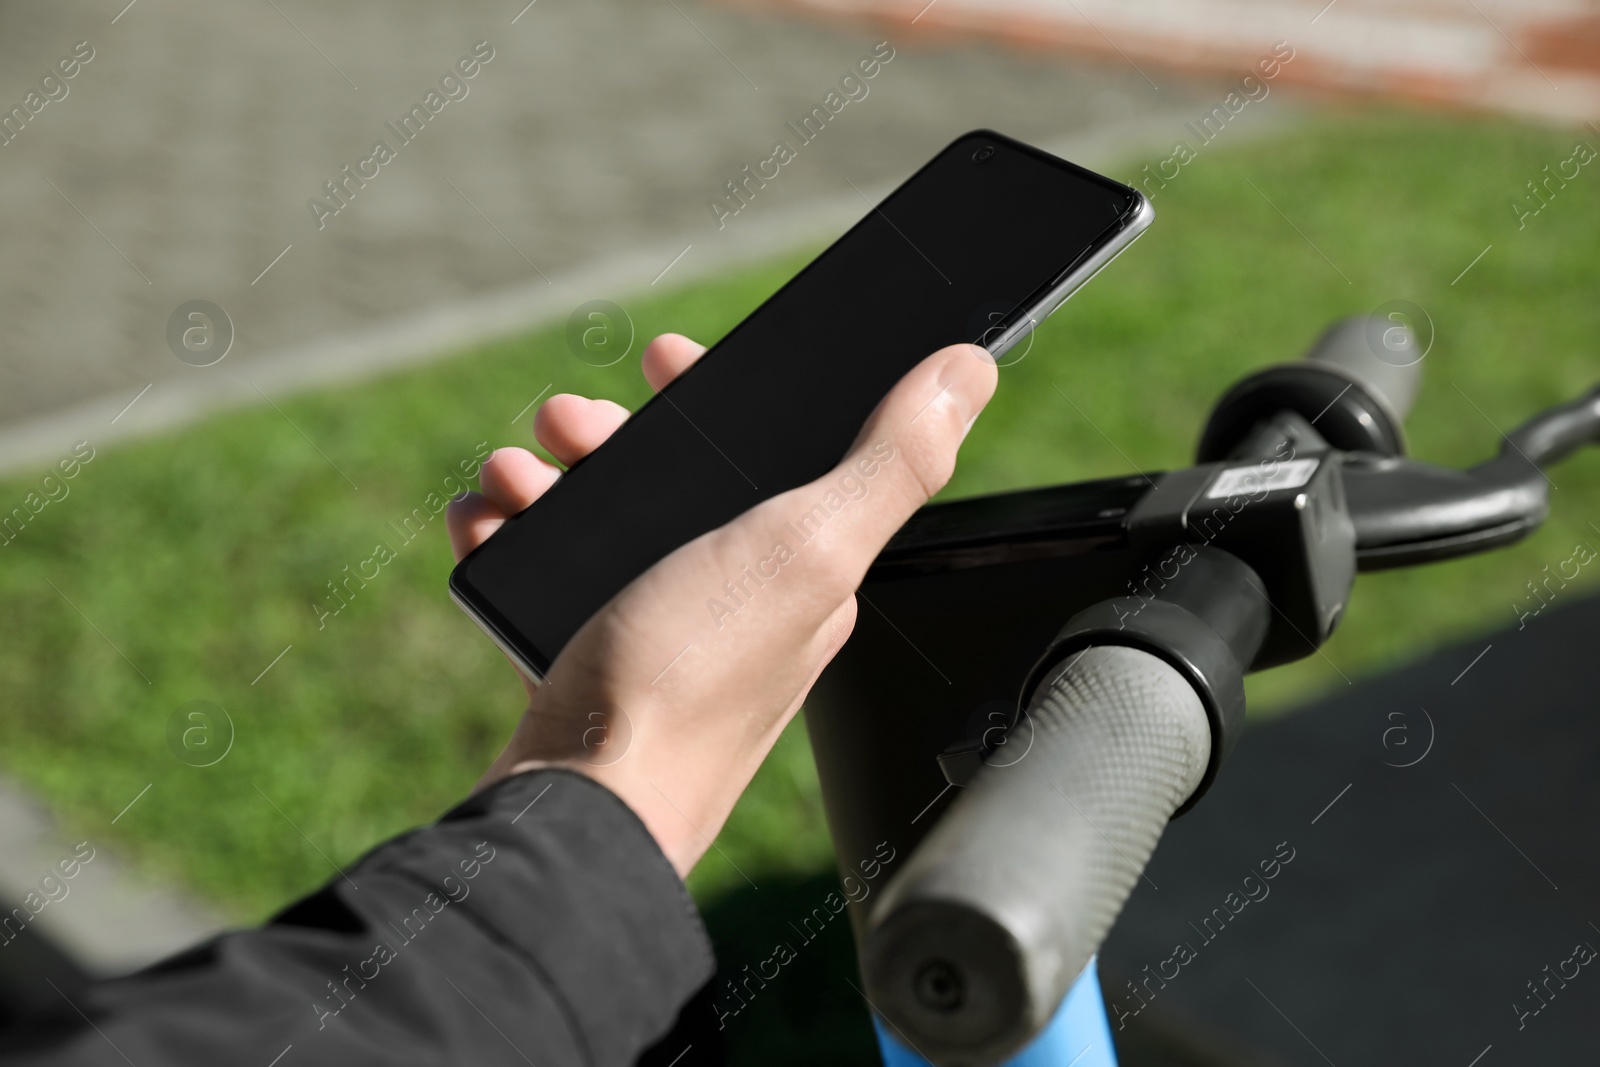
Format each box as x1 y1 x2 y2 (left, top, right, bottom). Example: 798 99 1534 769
1305 314 1423 425
862 646 1212 1065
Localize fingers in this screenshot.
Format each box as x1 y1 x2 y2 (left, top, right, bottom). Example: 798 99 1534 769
641 333 708 392
534 395 631 468
534 335 707 464
453 333 707 562
454 334 706 563
448 492 506 562
446 447 561 561
480 446 561 512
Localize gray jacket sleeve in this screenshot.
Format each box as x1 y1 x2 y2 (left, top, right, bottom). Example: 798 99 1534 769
1 769 717 1067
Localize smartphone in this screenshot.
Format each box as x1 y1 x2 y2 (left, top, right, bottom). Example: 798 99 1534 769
450 129 1152 681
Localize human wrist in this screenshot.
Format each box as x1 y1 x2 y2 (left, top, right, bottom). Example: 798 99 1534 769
479 706 707 879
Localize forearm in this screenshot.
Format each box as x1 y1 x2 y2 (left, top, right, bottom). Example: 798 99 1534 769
3 770 714 1067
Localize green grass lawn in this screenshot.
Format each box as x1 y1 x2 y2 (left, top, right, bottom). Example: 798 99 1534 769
1 108 1597 1057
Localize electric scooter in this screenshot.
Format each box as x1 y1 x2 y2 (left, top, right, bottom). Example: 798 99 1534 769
802 316 1600 1066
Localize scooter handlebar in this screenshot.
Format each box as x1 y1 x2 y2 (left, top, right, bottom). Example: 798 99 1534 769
1303 314 1423 426
863 645 1212 1066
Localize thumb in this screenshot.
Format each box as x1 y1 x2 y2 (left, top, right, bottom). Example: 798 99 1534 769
775 343 998 590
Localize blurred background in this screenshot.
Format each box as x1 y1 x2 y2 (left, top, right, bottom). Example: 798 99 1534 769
1 0 1598 1063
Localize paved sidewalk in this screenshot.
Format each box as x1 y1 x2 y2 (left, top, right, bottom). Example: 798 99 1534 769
742 0 1600 123
0 0 1230 472
0 780 224 976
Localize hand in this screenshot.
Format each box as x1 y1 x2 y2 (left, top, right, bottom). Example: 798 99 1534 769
447 333 997 877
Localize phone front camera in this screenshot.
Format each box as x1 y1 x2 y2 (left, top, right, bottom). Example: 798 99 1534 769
973 146 995 163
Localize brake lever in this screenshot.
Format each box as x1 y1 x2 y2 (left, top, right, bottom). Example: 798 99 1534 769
1345 383 1600 570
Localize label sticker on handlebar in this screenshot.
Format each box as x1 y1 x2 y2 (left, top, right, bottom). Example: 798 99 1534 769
1206 457 1320 500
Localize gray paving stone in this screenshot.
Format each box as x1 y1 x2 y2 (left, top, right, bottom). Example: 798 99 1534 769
0 0 1227 435
0 780 224 977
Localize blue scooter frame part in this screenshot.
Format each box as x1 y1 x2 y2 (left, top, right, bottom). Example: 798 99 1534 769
872 958 1116 1067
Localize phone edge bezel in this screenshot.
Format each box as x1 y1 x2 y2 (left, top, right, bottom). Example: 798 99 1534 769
983 190 1153 360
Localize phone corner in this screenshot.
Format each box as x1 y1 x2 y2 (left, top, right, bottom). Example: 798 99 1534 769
947 127 1006 153
446 571 551 685
1121 189 1155 234
447 554 473 596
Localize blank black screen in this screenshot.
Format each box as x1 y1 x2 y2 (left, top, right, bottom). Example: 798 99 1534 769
453 131 1137 674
